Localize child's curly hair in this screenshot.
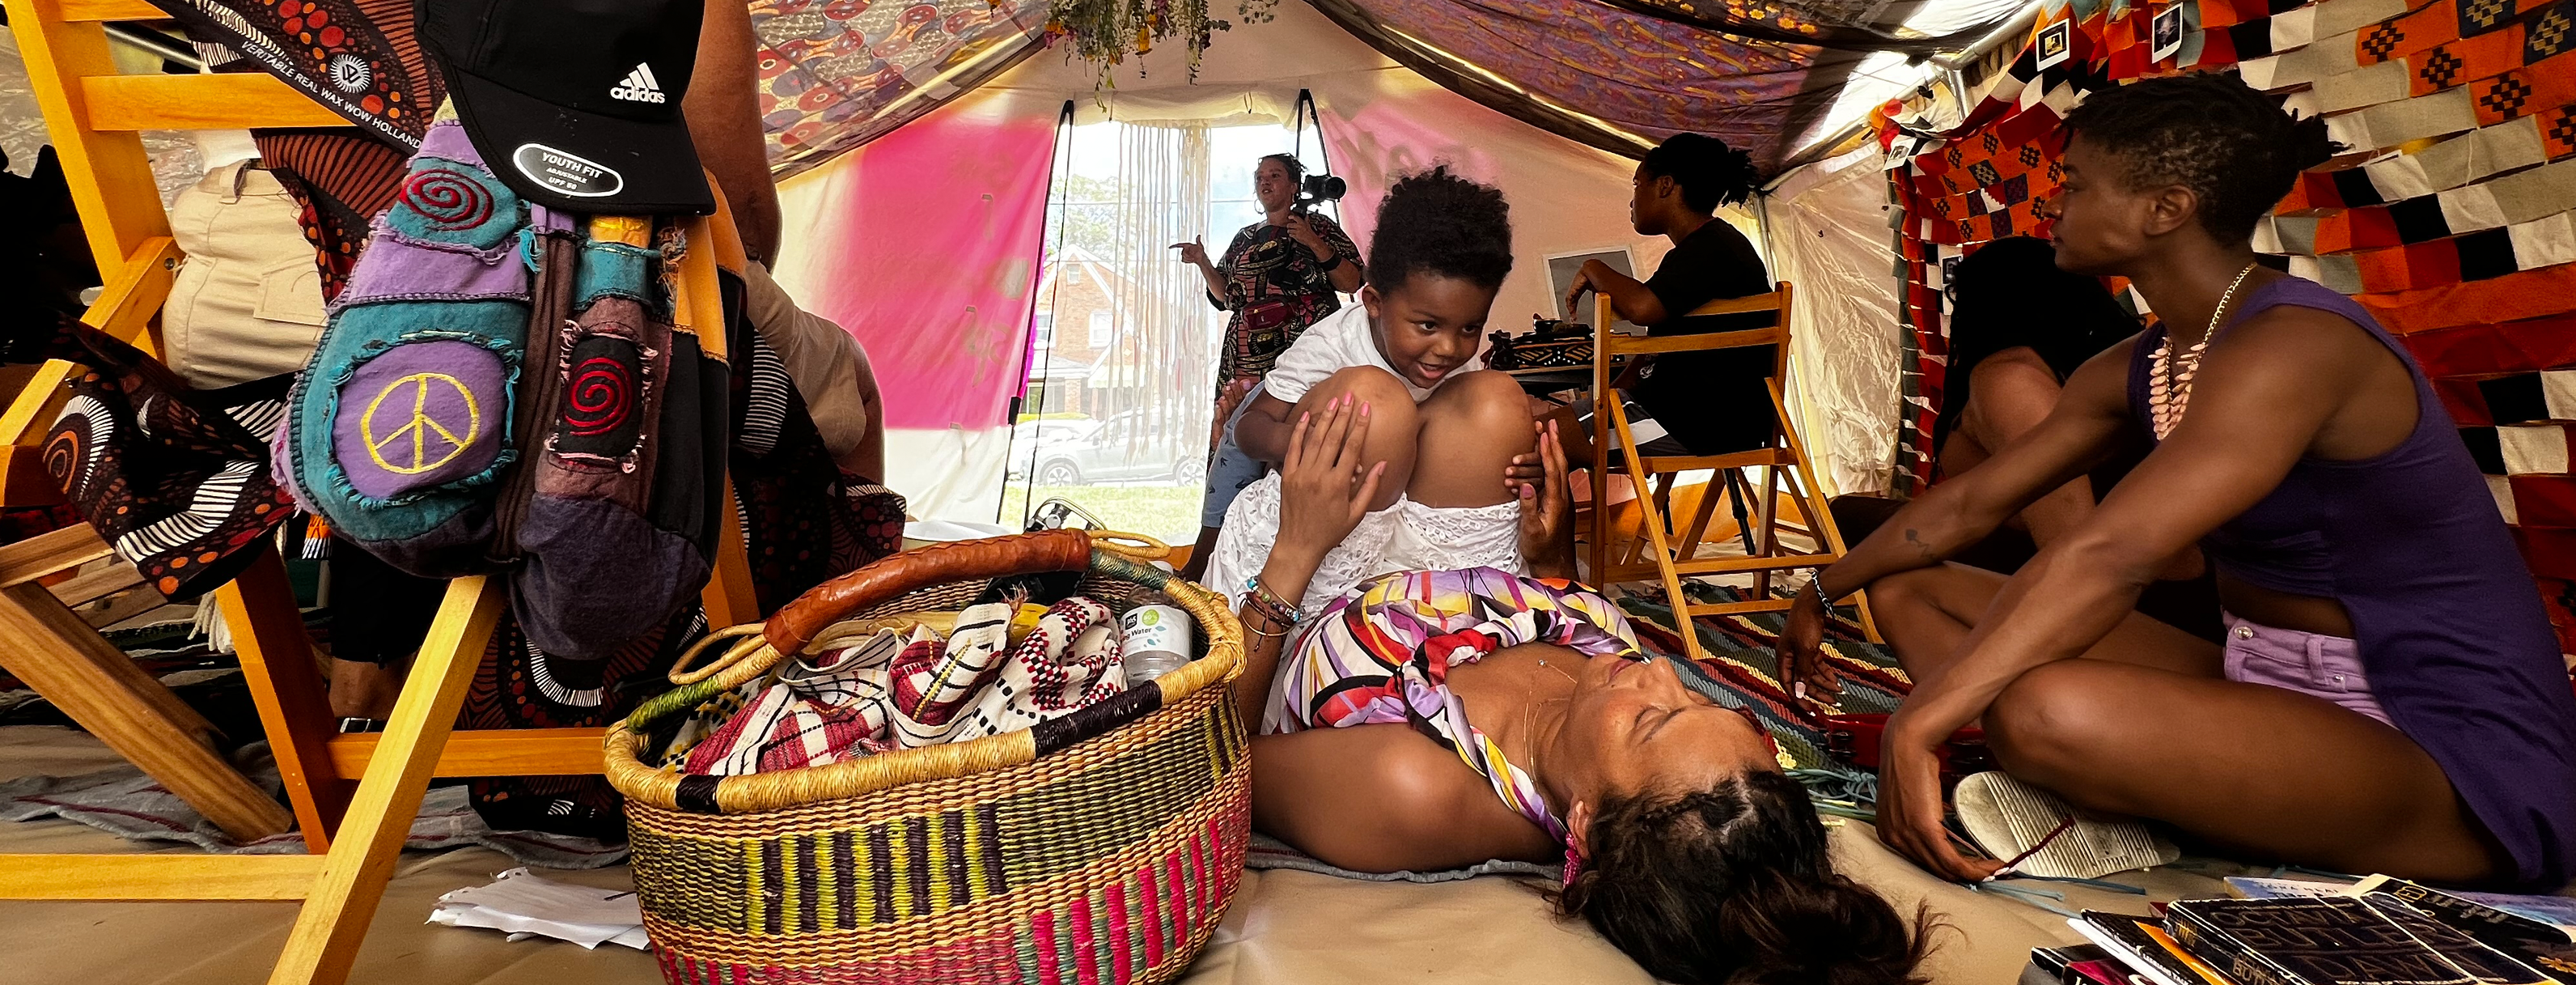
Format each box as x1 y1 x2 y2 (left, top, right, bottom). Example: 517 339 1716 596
1366 164 1514 293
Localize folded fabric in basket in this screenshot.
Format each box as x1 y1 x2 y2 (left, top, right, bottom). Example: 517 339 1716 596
684 597 1129 776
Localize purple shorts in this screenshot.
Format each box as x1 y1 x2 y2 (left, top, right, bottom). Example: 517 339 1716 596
2222 612 2394 727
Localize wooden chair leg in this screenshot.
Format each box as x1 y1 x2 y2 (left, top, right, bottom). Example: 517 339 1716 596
219 548 352 851
0 580 294 841
1677 471 1726 565
268 575 506 985
1608 401 1705 663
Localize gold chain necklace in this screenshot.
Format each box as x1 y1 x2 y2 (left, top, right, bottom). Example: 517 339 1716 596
1516 658 1582 792
2149 263 2259 440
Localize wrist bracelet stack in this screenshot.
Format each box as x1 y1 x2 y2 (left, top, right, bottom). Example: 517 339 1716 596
1240 576 1303 643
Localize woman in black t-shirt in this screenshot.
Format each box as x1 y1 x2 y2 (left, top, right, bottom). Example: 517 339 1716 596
1548 134 1774 464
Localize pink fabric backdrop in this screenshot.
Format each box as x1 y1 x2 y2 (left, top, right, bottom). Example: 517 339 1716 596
779 100 1059 432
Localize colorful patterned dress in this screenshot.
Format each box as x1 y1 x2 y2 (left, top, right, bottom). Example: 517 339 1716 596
1265 567 1645 844
1210 214 1362 397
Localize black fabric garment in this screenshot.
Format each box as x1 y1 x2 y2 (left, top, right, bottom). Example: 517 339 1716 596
1629 219 1780 456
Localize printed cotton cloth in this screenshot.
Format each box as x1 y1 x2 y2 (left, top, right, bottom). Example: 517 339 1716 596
682 597 1128 776
1265 568 1643 844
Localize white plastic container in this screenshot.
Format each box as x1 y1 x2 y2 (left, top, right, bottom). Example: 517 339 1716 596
1120 604 1195 683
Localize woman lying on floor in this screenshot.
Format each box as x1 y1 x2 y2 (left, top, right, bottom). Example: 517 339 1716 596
1779 74 2576 889
1227 397 1931 985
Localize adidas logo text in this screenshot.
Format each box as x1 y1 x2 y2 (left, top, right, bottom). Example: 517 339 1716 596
610 62 665 104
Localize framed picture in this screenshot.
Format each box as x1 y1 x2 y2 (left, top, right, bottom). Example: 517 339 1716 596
2036 19 2073 70
1544 247 1644 334
2151 5 2186 62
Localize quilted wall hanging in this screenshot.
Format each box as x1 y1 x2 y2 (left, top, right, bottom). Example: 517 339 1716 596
1887 0 2576 660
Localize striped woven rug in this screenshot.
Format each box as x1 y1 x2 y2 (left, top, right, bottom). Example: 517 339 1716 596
1616 583 1912 774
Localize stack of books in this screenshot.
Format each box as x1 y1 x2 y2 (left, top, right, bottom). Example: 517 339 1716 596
2021 875 2576 985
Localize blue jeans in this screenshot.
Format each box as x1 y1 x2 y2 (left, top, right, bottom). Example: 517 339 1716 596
1199 381 1269 528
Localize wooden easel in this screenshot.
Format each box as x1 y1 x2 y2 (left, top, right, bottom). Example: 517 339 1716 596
0 2 762 983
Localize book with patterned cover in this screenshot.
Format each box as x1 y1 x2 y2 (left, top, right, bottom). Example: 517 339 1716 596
2166 896 2550 985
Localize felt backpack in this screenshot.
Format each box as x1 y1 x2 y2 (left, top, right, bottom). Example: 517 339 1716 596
502 214 732 658
282 114 527 577
285 109 731 657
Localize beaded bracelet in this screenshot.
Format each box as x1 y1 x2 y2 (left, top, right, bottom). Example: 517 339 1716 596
1239 575 1304 628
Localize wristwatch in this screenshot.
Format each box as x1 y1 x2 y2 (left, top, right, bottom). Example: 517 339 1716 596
1316 250 1343 271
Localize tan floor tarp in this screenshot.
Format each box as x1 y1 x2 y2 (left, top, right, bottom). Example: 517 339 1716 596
0 724 2228 983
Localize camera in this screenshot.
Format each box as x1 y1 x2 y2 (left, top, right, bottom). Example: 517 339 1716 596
1291 173 1345 214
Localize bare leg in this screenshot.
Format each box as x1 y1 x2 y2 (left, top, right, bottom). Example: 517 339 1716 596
1874 564 2508 882
1290 367 1420 512
1987 660 2510 882
1409 370 1533 508
1871 563 2220 681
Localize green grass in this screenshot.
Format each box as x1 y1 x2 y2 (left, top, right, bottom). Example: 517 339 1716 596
997 483 1206 545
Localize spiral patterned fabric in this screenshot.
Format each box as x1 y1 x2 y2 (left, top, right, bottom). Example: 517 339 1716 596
564 356 635 438
30 323 299 601
395 168 495 232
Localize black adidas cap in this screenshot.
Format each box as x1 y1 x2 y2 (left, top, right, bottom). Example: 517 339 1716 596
416 0 714 214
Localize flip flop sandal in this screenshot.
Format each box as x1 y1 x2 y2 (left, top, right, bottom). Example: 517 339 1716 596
1952 771 2178 881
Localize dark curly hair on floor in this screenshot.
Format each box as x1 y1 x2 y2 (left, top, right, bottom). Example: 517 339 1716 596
1553 770 1937 985
1366 164 1513 294
1641 133 1760 212
2058 71 2340 244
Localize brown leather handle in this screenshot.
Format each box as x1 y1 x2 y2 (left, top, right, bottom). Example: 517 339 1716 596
762 528 1094 655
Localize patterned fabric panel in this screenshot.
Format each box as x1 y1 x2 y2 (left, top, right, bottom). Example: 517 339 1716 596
1304 0 1850 172
1888 0 2576 665
750 0 1052 179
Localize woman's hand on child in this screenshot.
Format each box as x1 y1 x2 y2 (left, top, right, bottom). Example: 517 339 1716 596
1274 395 1386 574
1515 419 1574 579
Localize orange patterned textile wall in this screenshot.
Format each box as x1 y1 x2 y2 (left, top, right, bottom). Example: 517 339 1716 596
1886 0 2576 661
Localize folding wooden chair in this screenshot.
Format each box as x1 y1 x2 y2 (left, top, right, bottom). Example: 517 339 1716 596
0 2 762 983
1584 282 1881 660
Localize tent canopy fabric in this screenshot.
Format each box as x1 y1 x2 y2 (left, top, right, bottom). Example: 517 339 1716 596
756 0 2039 180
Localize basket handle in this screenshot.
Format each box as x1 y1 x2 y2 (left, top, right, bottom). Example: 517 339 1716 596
764 528 1095 656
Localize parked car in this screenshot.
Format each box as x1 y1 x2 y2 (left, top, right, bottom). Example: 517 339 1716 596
1007 410 1205 486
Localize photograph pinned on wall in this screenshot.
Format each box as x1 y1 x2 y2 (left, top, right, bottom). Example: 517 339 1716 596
2151 5 2185 63
1547 248 1643 334
2036 19 2073 70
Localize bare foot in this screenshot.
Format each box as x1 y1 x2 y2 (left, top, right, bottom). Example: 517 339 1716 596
328 656 409 720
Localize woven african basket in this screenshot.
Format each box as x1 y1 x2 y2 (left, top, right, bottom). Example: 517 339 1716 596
604 529 1250 985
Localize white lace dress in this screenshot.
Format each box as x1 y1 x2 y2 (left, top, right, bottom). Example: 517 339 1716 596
1198 472 1525 618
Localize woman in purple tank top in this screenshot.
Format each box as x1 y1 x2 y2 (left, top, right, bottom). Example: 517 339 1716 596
1778 74 2576 889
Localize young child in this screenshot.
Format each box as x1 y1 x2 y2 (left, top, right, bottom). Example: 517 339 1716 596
1201 166 1570 614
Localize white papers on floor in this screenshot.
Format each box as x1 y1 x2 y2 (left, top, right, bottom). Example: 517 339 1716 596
428 867 650 950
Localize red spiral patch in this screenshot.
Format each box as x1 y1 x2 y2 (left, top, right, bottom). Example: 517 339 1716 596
398 168 494 231
564 356 633 437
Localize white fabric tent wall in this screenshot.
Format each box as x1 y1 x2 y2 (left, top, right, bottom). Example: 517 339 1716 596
991 2 1681 332
1762 145 1907 498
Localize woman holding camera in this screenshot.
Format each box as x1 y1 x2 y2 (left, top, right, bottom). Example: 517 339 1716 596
1175 153 1365 579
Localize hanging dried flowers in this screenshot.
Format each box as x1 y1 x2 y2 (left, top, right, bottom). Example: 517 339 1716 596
1040 0 1279 79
